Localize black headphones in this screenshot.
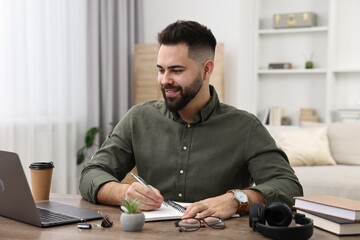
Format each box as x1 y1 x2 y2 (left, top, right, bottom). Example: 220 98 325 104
249 202 313 240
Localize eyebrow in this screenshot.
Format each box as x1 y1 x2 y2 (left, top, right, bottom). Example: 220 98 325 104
156 64 186 70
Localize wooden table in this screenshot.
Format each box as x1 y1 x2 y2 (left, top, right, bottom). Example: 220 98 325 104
1 193 359 240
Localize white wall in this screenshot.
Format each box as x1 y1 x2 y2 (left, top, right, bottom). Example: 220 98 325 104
141 0 257 113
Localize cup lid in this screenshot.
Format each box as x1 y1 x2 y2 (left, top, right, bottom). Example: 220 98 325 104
29 162 54 169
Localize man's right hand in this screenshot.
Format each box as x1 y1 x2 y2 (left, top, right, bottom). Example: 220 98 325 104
96 181 163 211
125 182 163 210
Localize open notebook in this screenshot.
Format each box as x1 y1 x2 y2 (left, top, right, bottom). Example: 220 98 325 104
143 201 188 222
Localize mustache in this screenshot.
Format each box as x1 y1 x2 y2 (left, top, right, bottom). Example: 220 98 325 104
161 84 182 91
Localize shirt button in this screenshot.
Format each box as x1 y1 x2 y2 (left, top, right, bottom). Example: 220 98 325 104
178 193 182 197
182 146 187 151
179 170 184 174
187 124 191 128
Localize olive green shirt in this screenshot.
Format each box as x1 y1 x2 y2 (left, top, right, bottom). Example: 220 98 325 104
79 86 303 207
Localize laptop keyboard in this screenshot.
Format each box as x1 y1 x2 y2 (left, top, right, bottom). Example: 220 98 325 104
37 207 78 223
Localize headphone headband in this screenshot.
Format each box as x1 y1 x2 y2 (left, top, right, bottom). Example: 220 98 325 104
249 203 313 240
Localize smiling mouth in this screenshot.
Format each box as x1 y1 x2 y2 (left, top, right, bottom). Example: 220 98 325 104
164 88 179 98
162 85 181 98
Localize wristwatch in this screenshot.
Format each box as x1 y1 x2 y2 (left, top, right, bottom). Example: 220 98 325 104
228 190 249 213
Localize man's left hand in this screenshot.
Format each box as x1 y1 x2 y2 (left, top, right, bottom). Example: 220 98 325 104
182 193 238 220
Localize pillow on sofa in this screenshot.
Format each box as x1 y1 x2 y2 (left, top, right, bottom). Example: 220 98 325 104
270 126 336 166
328 122 360 165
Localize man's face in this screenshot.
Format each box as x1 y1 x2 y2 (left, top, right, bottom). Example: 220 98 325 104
157 44 203 112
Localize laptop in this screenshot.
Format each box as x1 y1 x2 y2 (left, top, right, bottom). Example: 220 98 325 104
0 150 102 227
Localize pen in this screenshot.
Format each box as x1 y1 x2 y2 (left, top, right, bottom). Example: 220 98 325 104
130 172 152 189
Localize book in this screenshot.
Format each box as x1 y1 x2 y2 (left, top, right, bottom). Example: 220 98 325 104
297 209 360 236
143 202 187 222
294 195 360 221
269 106 283 126
258 107 270 125
259 107 270 125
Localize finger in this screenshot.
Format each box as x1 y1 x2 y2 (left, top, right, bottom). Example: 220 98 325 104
148 185 164 201
141 188 163 209
126 183 163 209
148 185 162 196
182 202 208 218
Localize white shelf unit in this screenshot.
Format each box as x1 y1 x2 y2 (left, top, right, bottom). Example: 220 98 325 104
254 0 360 126
258 69 327 75
258 26 328 35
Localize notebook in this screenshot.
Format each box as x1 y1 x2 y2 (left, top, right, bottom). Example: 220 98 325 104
143 200 187 222
0 150 102 227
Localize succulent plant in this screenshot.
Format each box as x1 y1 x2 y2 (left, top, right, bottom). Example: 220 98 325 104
121 199 142 214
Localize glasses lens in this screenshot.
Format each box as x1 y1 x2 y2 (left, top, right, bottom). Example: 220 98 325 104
177 218 201 232
203 217 226 229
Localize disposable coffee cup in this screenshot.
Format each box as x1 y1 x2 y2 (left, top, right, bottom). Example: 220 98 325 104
29 162 54 201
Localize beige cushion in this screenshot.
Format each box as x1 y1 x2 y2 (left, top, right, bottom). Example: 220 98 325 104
328 122 360 165
270 126 336 166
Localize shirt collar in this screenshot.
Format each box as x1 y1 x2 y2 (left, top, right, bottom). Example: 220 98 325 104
167 85 219 123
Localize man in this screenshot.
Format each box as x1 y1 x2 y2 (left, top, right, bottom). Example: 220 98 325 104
79 20 303 220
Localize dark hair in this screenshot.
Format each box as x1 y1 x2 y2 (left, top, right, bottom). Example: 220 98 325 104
157 20 217 60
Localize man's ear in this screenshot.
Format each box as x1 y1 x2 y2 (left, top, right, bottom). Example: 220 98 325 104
202 60 215 81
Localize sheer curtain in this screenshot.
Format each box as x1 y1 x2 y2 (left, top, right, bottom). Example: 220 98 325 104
0 0 141 194
0 0 87 194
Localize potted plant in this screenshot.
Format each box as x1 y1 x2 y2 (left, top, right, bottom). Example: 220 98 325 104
303 52 314 69
76 127 100 165
120 198 145 232
76 122 117 166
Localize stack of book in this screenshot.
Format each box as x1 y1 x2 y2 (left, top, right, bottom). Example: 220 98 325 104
294 195 360 236
337 108 360 122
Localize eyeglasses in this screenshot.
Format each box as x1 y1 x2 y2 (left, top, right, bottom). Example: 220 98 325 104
175 216 226 232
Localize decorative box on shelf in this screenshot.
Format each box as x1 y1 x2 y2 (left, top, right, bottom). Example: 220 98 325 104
299 108 320 124
273 12 317 29
268 62 292 69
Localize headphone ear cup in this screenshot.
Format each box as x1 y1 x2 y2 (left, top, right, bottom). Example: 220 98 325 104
265 202 292 227
249 204 266 230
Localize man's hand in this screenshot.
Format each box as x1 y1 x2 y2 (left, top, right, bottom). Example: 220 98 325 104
125 182 164 211
97 181 163 211
182 193 238 220
182 189 265 220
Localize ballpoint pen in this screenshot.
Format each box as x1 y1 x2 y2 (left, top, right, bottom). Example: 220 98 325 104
130 172 152 189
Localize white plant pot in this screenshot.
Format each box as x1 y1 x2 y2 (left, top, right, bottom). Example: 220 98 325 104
120 212 145 232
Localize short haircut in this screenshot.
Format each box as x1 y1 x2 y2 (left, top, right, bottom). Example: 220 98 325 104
157 20 217 61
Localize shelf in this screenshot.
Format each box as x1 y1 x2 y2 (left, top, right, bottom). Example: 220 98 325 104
258 69 327 74
258 26 328 35
333 68 360 73
254 0 360 125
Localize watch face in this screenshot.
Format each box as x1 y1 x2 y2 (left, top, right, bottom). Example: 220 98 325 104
235 191 248 203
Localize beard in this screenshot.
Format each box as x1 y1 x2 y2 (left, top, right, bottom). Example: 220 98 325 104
161 74 203 113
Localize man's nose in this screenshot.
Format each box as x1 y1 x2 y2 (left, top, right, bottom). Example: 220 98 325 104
160 71 173 85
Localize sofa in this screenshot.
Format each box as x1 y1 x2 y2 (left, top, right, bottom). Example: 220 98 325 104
268 122 360 201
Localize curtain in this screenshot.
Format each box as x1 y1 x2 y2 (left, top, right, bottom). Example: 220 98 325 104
0 0 141 194
87 0 142 141
0 0 87 194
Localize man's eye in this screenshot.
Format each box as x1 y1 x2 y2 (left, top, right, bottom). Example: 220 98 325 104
172 69 183 73
158 69 165 74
